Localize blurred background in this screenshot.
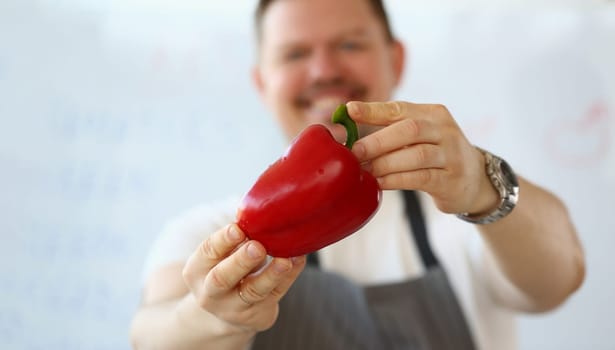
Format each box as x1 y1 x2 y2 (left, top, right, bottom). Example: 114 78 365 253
1 0 613 349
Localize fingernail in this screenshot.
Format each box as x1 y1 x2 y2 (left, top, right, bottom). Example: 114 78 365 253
246 242 263 259
291 256 306 265
377 177 384 187
273 260 292 274
347 101 362 118
228 225 241 242
352 142 366 159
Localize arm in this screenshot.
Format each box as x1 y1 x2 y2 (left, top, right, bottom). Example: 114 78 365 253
477 176 585 312
130 263 255 350
347 100 585 313
130 224 306 349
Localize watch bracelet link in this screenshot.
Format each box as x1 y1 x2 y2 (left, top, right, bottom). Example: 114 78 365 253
456 147 519 225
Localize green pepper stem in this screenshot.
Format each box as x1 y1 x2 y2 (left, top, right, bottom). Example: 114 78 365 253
332 104 359 149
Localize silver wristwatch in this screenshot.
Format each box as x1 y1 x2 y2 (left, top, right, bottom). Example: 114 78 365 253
456 147 519 225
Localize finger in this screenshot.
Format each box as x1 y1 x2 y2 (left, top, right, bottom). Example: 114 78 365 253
239 257 294 304
205 241 267 297
377 169 444 192
347 101 406 125
368 144 445 178
269 255 307 301
352 118 440 162
347 101 431 125
183 224 246 287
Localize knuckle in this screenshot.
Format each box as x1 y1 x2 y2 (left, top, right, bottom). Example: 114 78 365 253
270 285 287 299
243 283 267 301
401 118 420 138
234 257 255 274
383 156 394 173
208 268 231 290
269 289 283 300
372 134 385 154
387 101 402 116
430 103 449 116
374 156 391 175
414 145 427 164
200 238 222 260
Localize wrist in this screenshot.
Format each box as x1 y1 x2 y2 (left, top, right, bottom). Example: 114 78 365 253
176 294 256 340
466 148 500 215
457 147 520 225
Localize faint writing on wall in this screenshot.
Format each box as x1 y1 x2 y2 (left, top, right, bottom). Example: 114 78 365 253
55 162 154 201
545 100 611 167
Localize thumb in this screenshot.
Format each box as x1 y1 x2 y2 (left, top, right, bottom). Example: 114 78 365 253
346 100 410 126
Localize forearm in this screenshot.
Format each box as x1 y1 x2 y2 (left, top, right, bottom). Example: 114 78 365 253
478 177 585 312
130 294 255 350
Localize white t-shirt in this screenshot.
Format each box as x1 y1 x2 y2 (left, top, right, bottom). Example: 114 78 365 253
142 190 517 350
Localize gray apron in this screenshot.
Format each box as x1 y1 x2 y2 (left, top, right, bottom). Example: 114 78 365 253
252 191 477 350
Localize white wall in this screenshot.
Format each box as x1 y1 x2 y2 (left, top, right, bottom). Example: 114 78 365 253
1 1 613 349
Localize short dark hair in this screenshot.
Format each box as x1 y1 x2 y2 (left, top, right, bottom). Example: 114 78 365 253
254 0 395 43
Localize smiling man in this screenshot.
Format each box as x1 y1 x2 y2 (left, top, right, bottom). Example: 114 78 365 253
130 1 585 349
252 0 402 144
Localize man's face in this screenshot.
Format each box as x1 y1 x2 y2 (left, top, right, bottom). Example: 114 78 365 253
254 0 404 143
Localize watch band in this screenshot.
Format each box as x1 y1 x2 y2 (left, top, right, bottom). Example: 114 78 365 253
456 147 519 225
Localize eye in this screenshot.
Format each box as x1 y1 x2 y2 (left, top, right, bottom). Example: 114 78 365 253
284 48 309 62
339 40 364 51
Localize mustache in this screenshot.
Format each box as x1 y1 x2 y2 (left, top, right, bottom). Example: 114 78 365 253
295 78 367 107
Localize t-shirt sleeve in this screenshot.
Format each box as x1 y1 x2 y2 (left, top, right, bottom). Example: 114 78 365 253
140 196 240 283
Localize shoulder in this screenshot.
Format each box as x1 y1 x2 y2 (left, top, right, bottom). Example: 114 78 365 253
162 196 240 238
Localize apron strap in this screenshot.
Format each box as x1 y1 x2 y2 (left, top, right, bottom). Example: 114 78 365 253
306 250 320 266
307 191 439 269
402 190 439 268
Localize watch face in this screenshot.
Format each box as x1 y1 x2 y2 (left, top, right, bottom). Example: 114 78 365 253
499 160 519 187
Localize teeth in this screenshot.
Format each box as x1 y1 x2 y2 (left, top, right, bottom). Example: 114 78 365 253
311 97 346 113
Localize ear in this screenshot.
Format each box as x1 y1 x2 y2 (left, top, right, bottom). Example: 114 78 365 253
391 40 406 88
252 65 265 98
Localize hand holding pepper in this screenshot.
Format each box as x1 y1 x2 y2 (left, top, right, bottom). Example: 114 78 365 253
182 224 306 335
347 101 499 216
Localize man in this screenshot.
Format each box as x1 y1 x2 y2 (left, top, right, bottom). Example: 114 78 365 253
130 0 585 349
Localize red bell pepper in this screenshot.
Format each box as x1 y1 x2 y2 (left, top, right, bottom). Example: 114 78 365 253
236 104 381 257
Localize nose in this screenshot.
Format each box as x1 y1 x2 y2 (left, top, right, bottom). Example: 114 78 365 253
308 48 342 82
